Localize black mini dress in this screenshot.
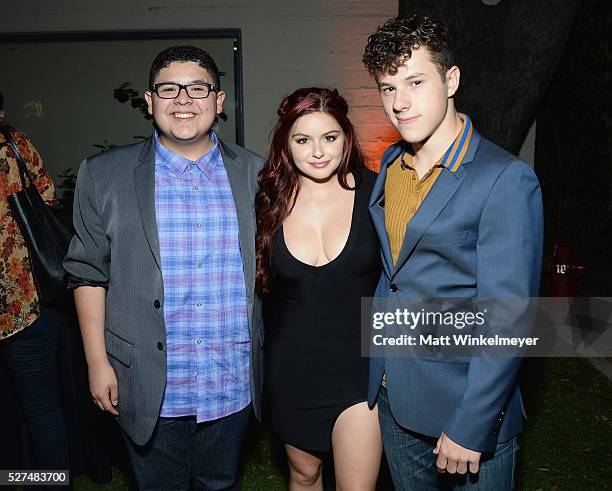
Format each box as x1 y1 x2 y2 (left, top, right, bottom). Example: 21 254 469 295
263 168 382 452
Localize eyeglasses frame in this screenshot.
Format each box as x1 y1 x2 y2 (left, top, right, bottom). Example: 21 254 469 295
150 81 220 99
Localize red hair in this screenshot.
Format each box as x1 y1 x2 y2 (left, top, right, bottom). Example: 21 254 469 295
255 87 365 294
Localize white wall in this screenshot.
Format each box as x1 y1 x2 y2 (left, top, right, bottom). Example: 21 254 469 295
0 38 237 180
2 0 399 175
2 0 536 174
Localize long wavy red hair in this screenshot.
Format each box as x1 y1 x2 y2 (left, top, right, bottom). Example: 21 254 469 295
256 87 365 294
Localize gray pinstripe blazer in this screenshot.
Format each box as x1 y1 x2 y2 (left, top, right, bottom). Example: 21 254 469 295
64 136 264 445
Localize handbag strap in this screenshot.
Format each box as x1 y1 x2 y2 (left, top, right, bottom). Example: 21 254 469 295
0 125 33 190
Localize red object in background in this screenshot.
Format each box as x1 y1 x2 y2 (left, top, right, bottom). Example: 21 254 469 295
544 240 586 296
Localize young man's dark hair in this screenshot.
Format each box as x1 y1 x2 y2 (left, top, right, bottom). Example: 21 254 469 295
362 15 454 80
148 45 221 89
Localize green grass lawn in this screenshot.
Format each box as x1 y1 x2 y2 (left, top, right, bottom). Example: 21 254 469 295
73 358 611 490
516 358 611 490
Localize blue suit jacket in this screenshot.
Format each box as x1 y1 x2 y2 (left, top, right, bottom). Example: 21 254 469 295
368 130 543 453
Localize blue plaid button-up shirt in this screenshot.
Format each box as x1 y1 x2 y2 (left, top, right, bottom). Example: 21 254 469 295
154 131 251 422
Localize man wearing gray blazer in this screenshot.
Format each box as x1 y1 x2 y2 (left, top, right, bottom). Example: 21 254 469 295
64 46 263 490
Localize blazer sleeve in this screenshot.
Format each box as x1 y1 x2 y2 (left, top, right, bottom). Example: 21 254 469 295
63 158 110 289
442 161 544 452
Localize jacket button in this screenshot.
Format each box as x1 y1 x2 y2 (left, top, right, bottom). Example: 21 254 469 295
154 300 161 309
157 342 163 351
390 284 398 292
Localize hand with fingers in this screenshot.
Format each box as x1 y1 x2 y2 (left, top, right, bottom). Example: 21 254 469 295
433 432 481 475
89 359 119 416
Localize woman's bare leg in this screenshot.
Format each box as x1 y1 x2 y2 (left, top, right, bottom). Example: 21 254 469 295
285 443 324 491
331 402 382 491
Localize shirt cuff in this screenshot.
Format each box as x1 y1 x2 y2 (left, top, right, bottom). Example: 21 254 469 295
66 277 109 290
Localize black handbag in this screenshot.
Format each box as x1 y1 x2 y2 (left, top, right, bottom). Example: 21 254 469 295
1 125 72 305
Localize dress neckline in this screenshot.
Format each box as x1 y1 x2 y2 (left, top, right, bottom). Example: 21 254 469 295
280 171 363 270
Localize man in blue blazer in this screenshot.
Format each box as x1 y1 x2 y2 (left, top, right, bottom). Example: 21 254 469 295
362 16 543 490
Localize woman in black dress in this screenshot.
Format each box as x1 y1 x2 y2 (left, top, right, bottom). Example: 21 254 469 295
256 87 382 490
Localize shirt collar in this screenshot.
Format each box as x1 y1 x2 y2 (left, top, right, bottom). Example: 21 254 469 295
154 131 221 179
401 113 473 173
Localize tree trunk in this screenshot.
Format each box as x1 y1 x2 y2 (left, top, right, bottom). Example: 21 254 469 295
398 0 583 154
535 0 612 282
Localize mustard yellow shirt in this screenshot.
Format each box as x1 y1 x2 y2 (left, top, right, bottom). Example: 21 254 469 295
383 113 473 265
384 155 444 264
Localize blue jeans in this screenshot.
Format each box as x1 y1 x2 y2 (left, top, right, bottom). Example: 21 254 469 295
123 404 251 490
379 387 517 491
0 306 69 471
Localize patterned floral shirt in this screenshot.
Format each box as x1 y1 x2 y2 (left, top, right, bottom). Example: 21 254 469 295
0 127 57 340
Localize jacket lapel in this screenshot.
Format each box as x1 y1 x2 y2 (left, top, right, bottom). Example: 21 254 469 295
219 140 256 304
134 137 162 271
369 144 403 278
391 130 481 276
391 167 467 275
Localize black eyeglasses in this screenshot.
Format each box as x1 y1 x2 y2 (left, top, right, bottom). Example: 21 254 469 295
151 82 219 99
